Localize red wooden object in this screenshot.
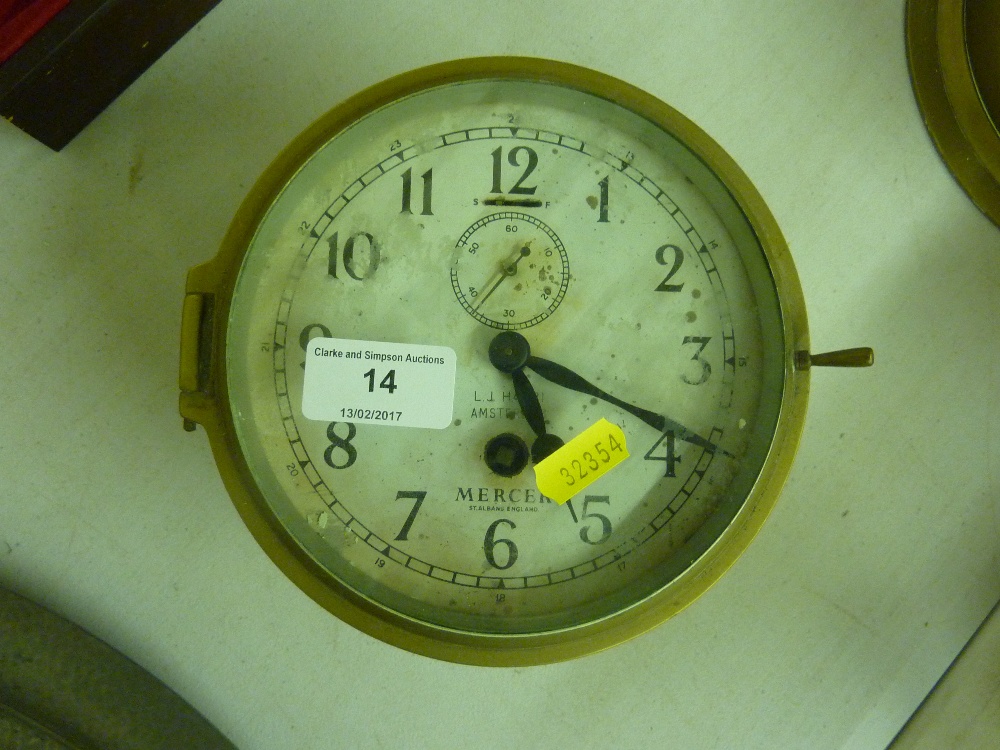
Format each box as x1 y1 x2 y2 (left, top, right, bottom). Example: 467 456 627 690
0 0 222 149
0 0 72 63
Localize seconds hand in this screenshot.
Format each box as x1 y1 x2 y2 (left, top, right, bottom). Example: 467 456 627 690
473 245 530 312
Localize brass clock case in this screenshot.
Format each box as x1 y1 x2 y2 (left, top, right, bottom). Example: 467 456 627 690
179 58 810 665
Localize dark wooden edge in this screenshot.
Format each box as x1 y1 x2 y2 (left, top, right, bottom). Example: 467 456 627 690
0 0 222 150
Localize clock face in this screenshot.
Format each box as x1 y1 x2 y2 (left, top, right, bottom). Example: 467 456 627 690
207 60 806 662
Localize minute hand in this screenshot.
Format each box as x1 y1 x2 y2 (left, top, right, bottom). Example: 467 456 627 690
524 355 730 456
525 356 664 430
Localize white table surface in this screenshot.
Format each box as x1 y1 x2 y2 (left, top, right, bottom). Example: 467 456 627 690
2 2 998 748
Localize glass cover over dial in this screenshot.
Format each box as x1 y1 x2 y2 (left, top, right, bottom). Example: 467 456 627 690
184 59 809 665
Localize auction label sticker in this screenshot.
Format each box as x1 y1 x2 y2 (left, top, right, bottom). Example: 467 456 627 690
534 419 629 504
302 338 456 428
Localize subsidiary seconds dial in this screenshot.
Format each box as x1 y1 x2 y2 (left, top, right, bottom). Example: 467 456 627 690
450 211 570 329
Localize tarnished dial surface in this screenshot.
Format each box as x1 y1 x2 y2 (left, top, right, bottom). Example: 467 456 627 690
220 64 796 658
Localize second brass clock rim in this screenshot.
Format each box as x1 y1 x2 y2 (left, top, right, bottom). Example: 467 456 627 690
179 56 811 666
906 0 1000 228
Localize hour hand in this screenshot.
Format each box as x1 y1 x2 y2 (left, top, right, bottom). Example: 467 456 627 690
489 332 565 462
512 368 545 438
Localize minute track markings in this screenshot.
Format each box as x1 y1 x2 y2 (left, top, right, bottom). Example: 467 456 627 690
276 442 720 590
291 126 723 285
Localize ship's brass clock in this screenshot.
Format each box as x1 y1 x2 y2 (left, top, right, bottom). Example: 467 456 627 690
179 57 871 665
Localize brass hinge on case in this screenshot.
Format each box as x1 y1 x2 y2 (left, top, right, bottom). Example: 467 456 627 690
179 292 215 431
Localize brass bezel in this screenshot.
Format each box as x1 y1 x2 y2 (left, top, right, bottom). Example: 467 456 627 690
179 57 810 666
906 0 1000 227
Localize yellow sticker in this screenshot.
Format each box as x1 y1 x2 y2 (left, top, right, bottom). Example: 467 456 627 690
533 419 629 504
